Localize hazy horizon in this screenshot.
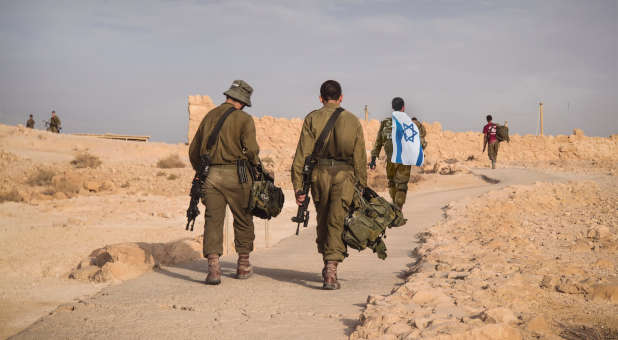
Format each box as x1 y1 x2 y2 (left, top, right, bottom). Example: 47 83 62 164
1 0 616 143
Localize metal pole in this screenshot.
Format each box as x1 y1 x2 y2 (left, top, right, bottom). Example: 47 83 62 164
539 102 544 136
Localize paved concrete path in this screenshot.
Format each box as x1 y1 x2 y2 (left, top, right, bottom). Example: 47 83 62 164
12 168 563 340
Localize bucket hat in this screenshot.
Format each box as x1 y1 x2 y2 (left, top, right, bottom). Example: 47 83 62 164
223 80 253 107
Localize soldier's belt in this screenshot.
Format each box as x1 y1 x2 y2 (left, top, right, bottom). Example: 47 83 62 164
209 164 237 168
317 159 351 167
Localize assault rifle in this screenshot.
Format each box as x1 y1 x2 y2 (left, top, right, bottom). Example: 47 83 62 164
292 156 316 235
44 120 62 132
185 154 210 231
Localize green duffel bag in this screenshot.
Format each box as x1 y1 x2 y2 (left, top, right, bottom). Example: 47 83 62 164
248 177 284 220
496 124 510 143
343 185 406 260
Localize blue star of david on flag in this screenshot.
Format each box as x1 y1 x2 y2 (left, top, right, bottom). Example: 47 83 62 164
403 123 417 142
391 111 424 166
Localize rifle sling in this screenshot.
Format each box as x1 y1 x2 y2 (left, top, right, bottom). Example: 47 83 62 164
311 107 344 158
206 106 237 151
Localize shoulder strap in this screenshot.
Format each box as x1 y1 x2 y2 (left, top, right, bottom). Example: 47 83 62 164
311 107 344 158
206 107 236 151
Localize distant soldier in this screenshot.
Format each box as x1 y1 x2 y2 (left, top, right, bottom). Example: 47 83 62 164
48 110 61 133
189 80 262 285
483 114 499 169
369 97 423 209
291 80 367 290
26 114 35 128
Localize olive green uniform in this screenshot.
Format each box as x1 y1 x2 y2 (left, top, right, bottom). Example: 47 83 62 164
49 115 61 133
26 118 34 128
189 102 260 256
371 117 425 208
291 102 367 262
488 141 499 162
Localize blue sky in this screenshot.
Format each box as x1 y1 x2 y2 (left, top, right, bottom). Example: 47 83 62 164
1 0 616 142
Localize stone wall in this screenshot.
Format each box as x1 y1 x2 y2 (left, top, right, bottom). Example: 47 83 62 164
187 95 215 143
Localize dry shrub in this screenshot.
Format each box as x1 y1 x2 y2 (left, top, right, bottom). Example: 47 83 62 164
156 154 185 169
27 168 55 186
71 152 102 168
50 173 82 196
167 174 179 180
0 189 24 203
466 155 476 161
156 171 166 177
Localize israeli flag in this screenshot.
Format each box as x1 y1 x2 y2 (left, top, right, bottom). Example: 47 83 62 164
391 111 424 166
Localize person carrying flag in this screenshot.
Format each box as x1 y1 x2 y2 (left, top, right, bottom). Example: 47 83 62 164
369 97 424 209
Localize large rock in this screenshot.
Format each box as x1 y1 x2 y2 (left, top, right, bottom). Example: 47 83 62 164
188 95 215 143
70 243 156 283
69 238 202 283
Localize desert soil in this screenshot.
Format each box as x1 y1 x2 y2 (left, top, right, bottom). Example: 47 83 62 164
9 167 607 340
0 122 616 339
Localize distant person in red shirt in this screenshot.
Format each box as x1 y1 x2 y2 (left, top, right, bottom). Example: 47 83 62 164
483 114 499 169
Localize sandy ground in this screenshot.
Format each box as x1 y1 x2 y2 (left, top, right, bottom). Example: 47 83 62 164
1 122 616 339
8 168 585 340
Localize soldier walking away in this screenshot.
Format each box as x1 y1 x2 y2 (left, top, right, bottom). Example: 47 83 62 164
48 110 61 133
483 114 499 169
369 97 422 209
188 80 262 285
26 114 35 128
291 80 367 290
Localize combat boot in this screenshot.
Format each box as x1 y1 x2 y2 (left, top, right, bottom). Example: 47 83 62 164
323 261 341 290
205 254 221 285
236 253 252 279
491 160 496 169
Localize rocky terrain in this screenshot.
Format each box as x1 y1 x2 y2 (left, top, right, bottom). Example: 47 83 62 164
351 181 618 340
0 119 616 339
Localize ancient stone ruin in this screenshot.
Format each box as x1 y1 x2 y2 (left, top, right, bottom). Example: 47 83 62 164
187 95 215 143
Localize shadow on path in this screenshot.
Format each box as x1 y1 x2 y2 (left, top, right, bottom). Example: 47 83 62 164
154 260 325 290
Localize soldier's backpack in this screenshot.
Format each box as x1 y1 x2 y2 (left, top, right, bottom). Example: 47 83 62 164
248 168 284 219
496 124 510 142
381 118 393 141
343 185 406 260
415 120 427 149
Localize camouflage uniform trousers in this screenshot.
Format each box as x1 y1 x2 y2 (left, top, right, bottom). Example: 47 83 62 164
488 142 499 162
386 160 411 208
311 163 356 262
201 165 255 256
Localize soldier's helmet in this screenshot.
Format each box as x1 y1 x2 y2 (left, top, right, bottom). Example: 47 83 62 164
223 80 253 107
